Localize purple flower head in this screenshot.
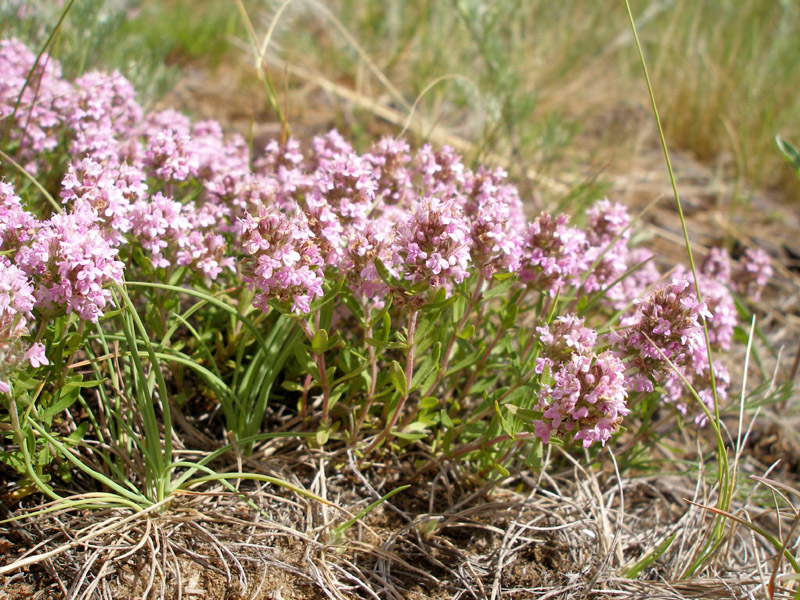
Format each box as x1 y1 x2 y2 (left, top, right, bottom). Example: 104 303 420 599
69 70 141 131
0 38 72 171
257 137 305 172
205 170 275 226
311 151 377 226
535 314 597 374
673 265 737 351
0 256 48 393
0 257 36 340
61 159 148 245
310 129 354 168
606 247 661 311
143 128 200 183
701 278 737 351
519 212 589 296
365 136 414 207
585 199 631 247
129 192 190 269
734 247 772 301
412 144 466 197
392 196 472 292
239 205 325 314
302 194 345 268
614 276 710 393
533 351 629 448
176 203 235 280
129 192 230 280
582 199 632 294
701 247 732 283
253 138 312 206
16 205 124 322
136 109 199 182
341 216 397 306
64 70 142 162
0 179 40 254
461 167 526 278
191 121 250 182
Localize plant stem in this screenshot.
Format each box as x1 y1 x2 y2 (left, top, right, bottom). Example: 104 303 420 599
298 319 331 425
363 310 418 456
423 274 484 398
354 307 379 438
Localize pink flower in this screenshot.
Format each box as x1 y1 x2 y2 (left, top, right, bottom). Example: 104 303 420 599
734 247 772 301
24 343 48 368
17 206 124 322
534 351 629 448
519 212 589 296
239 205 325 314
392 196 472 292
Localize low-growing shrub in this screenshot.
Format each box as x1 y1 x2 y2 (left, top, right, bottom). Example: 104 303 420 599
0 36 773 502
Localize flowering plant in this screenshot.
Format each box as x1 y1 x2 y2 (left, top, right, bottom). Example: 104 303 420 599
0 37 774 501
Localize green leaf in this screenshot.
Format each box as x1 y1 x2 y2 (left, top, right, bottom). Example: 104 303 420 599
327 387 344 412
458 323 475 339
440 409 454 429
41 387 81 424
316 426 330 446
410 344 441 390
445 346 483 376
66 421 90 444
502 303 519 329
776 136 800 175
291 340 312 366
330 485 410 543
504 403 540 422
621 532 678 578
483 276 517 299
281 381 305 392
364 337 404 349
390 360 407 396
419 396 439 410
375 257 401 289
425 292 456 310
495 401 515 438
312 328 328 354
525 440 543 470
469 376 498 395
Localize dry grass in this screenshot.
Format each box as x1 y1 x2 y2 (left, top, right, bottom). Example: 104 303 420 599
2 436 797 600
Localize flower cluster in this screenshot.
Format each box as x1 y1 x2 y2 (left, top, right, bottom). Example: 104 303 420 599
0 37 775 451
0 180 39 253
535 314 597 374
393 196 472 290
534 351 629 448
17 206 124 322
239 206 324 314
612 277 710 392
582 199 631 294
519 212 588 296
734 247 772 301
0 257 47 393
0 38 72 171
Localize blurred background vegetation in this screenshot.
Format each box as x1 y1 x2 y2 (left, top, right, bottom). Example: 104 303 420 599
3 0 799 204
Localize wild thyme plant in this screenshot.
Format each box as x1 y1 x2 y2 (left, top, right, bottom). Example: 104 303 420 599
0 37 774 499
